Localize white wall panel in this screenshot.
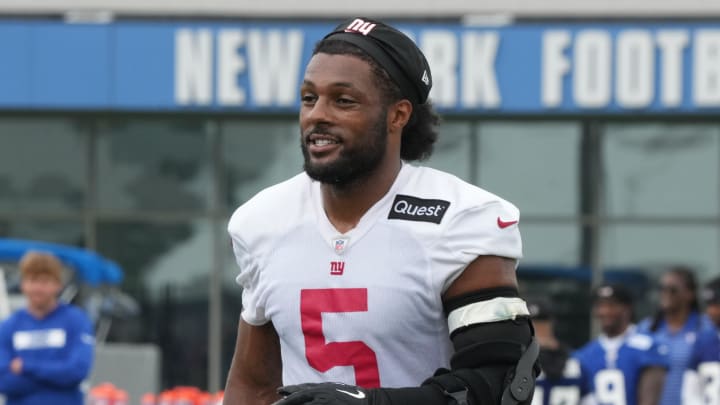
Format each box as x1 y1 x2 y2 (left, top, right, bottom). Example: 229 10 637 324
0 0 718 18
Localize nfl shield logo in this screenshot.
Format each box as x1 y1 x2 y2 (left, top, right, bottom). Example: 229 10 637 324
332 237 349 255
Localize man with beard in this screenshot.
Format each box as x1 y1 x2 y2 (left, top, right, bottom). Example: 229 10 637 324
224 17 538 405
575 284 668 405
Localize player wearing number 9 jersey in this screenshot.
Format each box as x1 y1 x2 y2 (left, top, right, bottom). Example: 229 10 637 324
225 16 539 405
574 284 668 405
683 277 720 405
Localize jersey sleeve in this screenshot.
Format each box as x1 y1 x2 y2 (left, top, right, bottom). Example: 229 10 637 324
687 331 712 371
572 348 594 399
229 234 269 325
638 336 670 370
432 199 523 293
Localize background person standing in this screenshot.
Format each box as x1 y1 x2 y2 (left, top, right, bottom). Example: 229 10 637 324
638 267 714 405
575 284 667 405
682 277 720 405
0 251 95 405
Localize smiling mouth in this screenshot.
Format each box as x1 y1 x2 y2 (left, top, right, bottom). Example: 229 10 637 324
310 138 339 146
306 132 342 154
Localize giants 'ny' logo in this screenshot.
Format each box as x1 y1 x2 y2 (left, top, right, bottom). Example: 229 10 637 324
344 19 376 36
330 261 345 276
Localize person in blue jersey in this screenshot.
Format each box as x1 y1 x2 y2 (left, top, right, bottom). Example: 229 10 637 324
0 251 95 405
527 298 586 405
637 266 715 405
683 277 720 405
575 284 667 405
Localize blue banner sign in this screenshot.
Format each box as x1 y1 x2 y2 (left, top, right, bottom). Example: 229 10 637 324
0 19 719 114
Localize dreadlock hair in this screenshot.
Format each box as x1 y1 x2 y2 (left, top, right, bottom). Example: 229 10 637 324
650 265 701 332
311 39 440 161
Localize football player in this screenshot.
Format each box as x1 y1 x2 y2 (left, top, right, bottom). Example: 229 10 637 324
224 16 538 405
575 284 668 405
682 277 720 405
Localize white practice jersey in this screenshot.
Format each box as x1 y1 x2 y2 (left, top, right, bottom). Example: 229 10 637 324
228 163 522 388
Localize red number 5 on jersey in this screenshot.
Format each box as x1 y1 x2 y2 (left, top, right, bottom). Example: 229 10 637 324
300 288 381 388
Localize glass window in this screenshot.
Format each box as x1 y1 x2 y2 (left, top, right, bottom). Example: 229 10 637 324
423 121 473 182
602 224 719 283
475 122 580 217
603 123 720 217
0 118 88 213
96 220 212 388
96 119 212 212
0 220 85 246
516 223 586 347
519 222 581 266
222 245 243 385
221 119 302 210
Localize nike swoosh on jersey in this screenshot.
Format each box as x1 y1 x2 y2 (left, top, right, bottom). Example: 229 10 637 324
336 388 366 399
497 217 518 229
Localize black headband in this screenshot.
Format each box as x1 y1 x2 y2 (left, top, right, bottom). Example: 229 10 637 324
322 18 432 105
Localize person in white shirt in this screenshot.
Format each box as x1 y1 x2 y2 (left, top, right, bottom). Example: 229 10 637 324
224 16 539 405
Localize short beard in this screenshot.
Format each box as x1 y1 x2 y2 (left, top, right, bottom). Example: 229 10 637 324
301 111 388 188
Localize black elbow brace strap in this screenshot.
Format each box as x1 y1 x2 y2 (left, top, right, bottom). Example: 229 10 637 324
421 288 540 405
422 328 539 405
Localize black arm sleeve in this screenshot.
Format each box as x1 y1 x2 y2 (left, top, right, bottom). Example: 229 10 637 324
369 317 537 405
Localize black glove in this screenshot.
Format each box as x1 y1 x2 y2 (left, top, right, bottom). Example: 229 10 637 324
274 382 372 405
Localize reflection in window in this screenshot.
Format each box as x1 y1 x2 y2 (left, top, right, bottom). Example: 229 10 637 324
519 223 581 266
602 224 719 282
422 121 472 181
0 118 88 212
221 119 302 209
222 250 243 386
604 123 720 217
475 122 580 216
96 220 211 389
0 220 84 247
96 119 212 212
516 223 585 346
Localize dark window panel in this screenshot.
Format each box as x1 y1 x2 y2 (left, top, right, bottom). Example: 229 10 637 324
96 119 212 212
475 122 580 216
0 118 89 213
221 119 302 209
603 123 720 218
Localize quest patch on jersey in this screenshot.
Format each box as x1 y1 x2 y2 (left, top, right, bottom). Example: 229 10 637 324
388 194 450 224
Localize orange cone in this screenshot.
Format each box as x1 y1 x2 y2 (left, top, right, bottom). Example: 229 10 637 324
141 392 157 405
87 383 116 405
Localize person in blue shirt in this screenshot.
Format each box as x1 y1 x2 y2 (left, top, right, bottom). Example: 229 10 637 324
575 283 668 405
683 277 720 405
638 266 715 405
527 297 586 405
0 251 95 405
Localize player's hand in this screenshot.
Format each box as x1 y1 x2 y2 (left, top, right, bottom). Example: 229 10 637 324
273 382 372 405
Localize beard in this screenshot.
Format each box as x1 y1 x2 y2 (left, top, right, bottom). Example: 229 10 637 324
301 111 388 188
